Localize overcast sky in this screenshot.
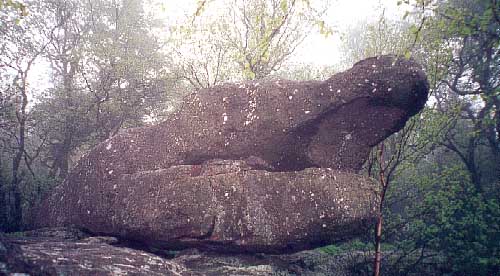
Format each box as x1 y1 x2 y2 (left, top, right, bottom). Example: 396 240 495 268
150 0 407 66
291 0 407 66
29 0 408 94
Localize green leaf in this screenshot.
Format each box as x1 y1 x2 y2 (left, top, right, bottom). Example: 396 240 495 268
404 50 411 59
280 0 288 13
409 24 418 34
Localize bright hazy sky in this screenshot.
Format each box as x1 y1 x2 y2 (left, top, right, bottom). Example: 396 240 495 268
29 0 408 93
295 0 406 66
150 0 408 66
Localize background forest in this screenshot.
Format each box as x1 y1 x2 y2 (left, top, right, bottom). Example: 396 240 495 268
1 0 499 275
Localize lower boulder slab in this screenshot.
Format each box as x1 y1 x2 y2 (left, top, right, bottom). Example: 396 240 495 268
36 161 379 253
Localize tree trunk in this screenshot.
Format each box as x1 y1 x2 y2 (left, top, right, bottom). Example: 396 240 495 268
0 157 6 231
9 70 30 232
10 117 25 231
373 215 383 276
373 144 387 276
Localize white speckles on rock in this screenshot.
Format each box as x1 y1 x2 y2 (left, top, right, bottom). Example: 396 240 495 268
304 110 311 114
288 95 293 100
108 170 114 175
388 87 393 92
105 143 112 150
222 113 228 124
372 88 377 93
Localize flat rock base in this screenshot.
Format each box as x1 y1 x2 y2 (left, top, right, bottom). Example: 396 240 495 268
0 228 363 276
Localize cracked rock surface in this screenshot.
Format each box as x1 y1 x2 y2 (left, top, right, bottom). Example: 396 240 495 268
0 228 363 276
33 55 428 253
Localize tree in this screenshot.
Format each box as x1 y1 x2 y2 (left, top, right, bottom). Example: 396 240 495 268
0 0 173 230
339 14 413 68
412 0 500 193
0 0 61 231
351 1 500 274
168 0 329 89
32 0 172 180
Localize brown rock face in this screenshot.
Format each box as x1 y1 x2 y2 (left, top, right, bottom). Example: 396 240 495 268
37 162 378 253
35 55 428 253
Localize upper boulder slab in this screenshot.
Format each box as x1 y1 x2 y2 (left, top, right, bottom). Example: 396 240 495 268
62 55 428 184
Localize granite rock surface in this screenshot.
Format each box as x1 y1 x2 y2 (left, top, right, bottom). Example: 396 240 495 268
34 55 428 253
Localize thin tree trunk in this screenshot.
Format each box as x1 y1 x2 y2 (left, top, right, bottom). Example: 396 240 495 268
373 144 387 276
374 215 383 276
10 121 25 231
10 69 30 231
0 156 6 231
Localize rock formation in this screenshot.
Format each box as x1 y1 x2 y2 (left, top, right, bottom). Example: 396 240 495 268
34 55 428 253
1 228 441 276
0 228 375 276
0 228 187 275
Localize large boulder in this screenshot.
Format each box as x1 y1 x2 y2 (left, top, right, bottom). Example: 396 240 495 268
34 55 428 253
